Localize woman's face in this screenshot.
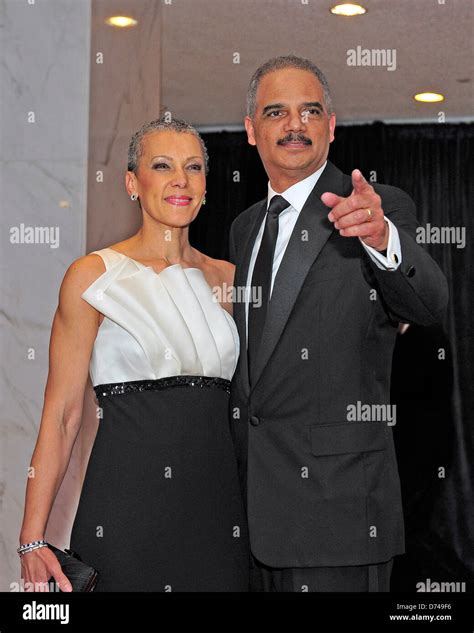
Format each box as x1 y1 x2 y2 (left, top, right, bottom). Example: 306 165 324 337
127 130 206 228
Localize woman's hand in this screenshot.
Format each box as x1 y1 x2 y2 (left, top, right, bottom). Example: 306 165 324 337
20 547 73 592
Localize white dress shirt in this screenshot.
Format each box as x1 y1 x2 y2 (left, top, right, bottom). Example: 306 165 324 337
244 161 402 333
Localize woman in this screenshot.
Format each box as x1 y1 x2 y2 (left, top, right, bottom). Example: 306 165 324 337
18 117 250 591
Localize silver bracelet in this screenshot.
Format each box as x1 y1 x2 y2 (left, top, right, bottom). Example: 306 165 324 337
17 539 48 557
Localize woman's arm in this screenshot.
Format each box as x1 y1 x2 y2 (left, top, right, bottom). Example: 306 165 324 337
19 254 104 590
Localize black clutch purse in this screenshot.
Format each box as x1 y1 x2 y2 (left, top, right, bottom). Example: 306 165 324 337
47 543 99 592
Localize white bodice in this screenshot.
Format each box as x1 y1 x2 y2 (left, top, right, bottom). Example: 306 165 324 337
81 248 239 386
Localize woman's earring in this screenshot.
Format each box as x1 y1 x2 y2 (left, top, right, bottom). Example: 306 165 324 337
130 193 138 201
202 196 206 206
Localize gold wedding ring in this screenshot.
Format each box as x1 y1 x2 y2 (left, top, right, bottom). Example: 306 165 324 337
366 208 372 222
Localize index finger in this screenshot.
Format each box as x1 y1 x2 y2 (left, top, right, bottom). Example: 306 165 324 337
52 570 73 592
351 169 372 194
326 194 362 221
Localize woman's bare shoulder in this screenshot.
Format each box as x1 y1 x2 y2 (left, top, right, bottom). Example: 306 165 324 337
202 255 235 286
60 253 106 299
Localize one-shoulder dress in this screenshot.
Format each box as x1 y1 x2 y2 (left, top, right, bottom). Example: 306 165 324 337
69 248 250 591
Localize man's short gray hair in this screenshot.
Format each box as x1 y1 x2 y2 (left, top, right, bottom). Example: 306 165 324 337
127 116 209 174
246 55 334 119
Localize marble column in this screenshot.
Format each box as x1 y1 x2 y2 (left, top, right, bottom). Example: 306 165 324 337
0 0 92 591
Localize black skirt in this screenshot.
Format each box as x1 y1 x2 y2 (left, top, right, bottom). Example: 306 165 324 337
70 376 250 591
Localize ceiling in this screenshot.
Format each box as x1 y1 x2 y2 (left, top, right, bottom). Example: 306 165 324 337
160 0 473 127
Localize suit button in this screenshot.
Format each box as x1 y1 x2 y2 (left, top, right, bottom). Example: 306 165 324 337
406 265 416 277
249 416 260 426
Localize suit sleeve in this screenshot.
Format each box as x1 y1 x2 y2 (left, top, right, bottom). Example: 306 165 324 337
363 185 449 326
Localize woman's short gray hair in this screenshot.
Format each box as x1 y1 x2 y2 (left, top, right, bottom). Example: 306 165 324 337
127 116 209 174
246 55 334 119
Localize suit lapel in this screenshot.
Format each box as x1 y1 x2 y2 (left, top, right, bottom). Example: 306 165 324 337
250 161 348 392
233 199 267 396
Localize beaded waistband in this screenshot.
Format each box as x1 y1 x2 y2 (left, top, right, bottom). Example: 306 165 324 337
94 375 231 397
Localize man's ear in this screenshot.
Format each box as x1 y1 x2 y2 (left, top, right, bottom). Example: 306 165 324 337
244 116 257 146
329 112 336 144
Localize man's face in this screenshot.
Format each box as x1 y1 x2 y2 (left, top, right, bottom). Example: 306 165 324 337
245 68 336 185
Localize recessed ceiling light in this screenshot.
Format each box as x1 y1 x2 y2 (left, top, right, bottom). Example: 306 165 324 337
330 3 367 16
414 92 445 103
105 16 138 28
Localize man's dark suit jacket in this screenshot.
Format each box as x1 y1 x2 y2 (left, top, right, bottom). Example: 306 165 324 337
228 160 449 569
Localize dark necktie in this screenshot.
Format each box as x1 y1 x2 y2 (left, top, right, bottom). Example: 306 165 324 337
247 195 289 385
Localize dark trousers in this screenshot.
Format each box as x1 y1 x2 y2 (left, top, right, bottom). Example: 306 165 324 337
251 554 393 592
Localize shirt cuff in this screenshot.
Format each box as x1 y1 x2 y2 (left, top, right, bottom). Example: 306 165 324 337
360 217 402 270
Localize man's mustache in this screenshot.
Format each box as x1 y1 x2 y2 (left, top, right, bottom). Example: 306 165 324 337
277 133 312 146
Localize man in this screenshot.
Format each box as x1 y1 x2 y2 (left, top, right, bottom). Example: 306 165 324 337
228 55 448 592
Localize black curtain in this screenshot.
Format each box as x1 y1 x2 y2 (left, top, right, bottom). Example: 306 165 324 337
192 123 473 591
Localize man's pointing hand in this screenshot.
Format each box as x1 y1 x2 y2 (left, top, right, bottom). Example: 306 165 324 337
321 169 389 251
